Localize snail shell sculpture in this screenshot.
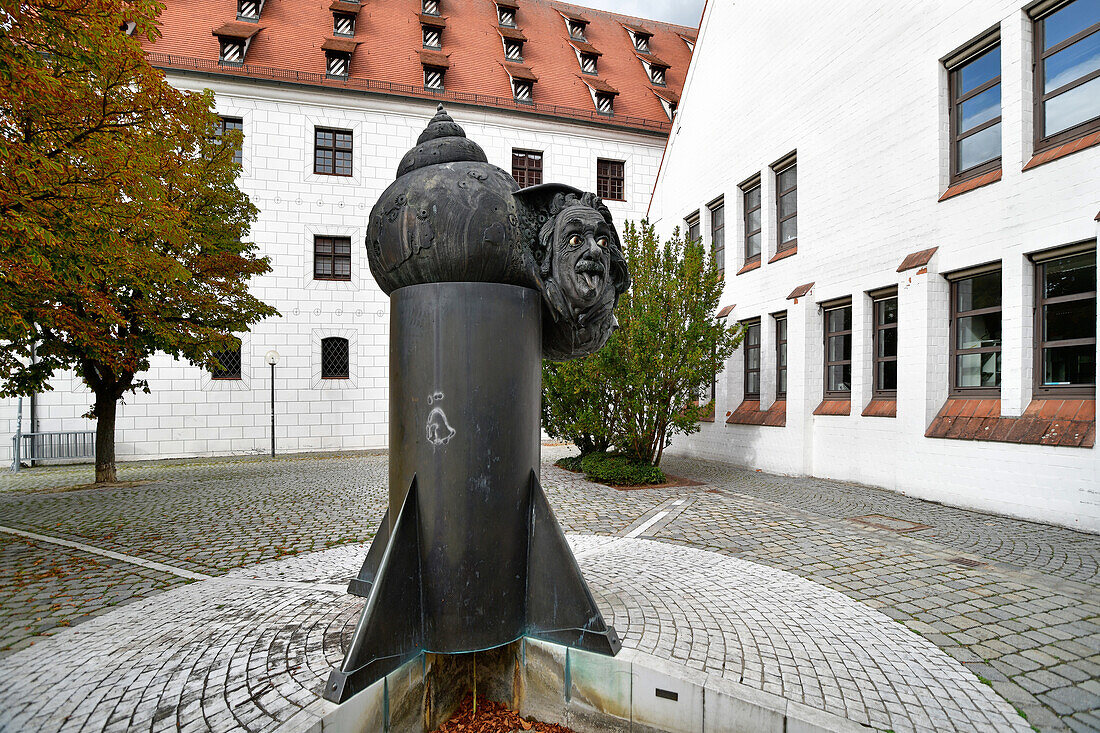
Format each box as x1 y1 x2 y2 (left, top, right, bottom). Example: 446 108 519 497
366 105 630 360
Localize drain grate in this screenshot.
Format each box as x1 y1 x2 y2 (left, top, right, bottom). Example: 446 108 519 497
947 557 986 568
846 514 931 533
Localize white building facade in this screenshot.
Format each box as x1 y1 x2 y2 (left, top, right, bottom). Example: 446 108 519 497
649 0 1099 531
2 78 668 465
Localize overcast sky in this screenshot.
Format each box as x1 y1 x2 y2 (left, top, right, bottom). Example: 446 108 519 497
579 0 705 28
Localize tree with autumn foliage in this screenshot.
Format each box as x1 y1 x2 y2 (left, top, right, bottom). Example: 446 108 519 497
0 0 278 482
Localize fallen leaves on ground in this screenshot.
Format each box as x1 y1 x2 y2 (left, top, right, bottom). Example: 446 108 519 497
432 694 576 733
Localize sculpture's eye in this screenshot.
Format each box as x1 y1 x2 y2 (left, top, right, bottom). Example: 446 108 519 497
597 237 608 248
568 234 583 246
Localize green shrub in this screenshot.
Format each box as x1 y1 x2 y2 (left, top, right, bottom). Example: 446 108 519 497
555 455 584 472
580 452 665 486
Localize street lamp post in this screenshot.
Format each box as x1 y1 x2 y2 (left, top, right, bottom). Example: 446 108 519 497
265 350 280 457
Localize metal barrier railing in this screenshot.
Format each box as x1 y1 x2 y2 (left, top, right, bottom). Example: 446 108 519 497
10 430 96 472
146 52 673 135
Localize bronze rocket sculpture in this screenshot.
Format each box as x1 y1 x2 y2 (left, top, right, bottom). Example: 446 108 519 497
325 106 628 703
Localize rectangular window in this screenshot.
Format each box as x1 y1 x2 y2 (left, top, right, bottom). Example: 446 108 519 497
511 149 542 187
217 116 243 167
948 42 1001 181
314 236 352 281
321 337 350 379
425 67 445 90
210 341 242 380
634 34 651 52
595 92 614 115
423 0 439 14
1033 0 1100 150
580 53 598 74
513 79 533 102
498 6 516 26
334 13 355 36
1035 248 1096 396
314 127 352 176
596 159 624 201
326 52 350 78
710 198 725 275
685 211 700 243
873 296 899 396
775 161 797 252
423 27 441 48
219 38 245 65
742 180 761 263
824 304 852 395
505 39 523 60
775 314 787 398
568 20 586 40
650 65 666 85
950 270 1002 394
238 0 260 20
743 320 761 397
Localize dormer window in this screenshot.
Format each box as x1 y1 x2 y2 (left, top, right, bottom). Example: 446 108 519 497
423 0 439 15
333 12 354 36
504 39 523 60
497 4 516 27
213 22 262 66
635 35 650 52
513 79 533 102
425 67 445 90
652 89 678 121
650 65 666 85
423 26 441 48
322 38 358 79
680 34 695 52
568 20 586 40
580 53 597 74
220 38 245 64
237 0 263 21
326 51 350 78
595 92 613 114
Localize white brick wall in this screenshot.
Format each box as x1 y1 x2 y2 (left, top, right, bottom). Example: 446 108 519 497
1 78 666 465
649 0 1100 531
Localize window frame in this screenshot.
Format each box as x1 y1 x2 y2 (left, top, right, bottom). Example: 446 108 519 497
216 116 244 167
424 66 445 91
314 235 352 281
872 295 899 398
596 158 625 201
423 26 442 49
320 337 350 380
209 340 242 381
775 314 787 399
1033 246 1097 398
949 268 1003 397
684 210 700 244
511 149 542 187
741 177 762 265
580 53 598 74
333 12 355 36
313 127 353 177
1032 0 1100 153
742 319 761 398
498 5 516 27
947 39 1002 184
709 197 725 276
774 160 797 253
326 51 351 79
823 303 853 398
594 91 614 115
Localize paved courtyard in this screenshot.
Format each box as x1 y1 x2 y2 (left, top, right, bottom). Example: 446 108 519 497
0 448 1096 732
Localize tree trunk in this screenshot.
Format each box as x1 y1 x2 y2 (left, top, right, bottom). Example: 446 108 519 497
94 390 117 483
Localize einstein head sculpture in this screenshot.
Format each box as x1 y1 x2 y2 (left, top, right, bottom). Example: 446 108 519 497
365 105 629 360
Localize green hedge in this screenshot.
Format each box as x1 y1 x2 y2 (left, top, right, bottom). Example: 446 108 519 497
555 455 584 472
580 452 666 486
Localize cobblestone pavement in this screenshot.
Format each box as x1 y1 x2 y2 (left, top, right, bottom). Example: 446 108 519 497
0 539 1030 733
0 448 1096 731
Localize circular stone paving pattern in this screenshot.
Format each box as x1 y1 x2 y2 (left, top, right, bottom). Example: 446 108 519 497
0 538 1029 733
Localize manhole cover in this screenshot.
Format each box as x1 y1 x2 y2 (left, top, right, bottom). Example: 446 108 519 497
947 557 986 568
846 514 931 533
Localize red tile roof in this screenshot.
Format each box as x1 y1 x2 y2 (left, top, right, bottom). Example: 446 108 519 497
146 0 693 135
